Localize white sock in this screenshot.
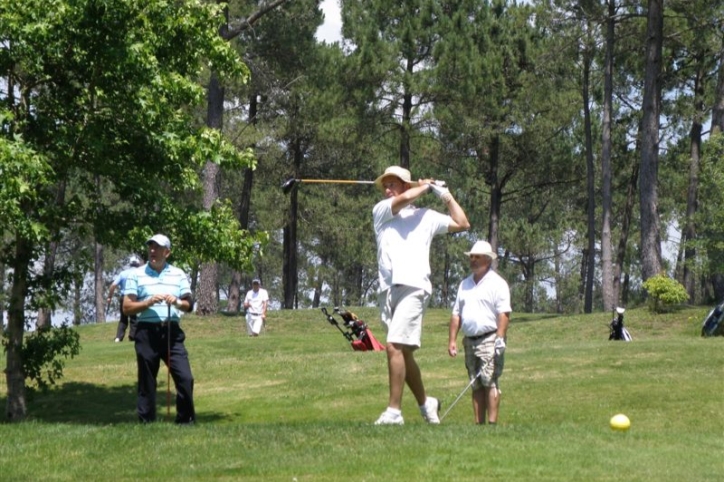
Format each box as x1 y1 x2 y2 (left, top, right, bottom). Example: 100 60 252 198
386 407 402 416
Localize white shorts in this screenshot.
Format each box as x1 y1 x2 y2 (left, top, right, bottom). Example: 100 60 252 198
246 313 263 335
378 285 430 348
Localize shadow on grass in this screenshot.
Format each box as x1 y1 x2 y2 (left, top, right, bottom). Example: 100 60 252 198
1 382 228 425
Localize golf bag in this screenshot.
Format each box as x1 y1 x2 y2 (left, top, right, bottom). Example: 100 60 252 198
609 307 632 341
701 301 724 337
321 307 385 352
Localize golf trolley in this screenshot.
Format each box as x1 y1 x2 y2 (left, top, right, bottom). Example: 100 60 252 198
320 307 385 352
701 301 724 337
609 307 632 341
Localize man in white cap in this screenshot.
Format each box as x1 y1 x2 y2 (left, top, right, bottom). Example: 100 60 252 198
448 240 511 425
123 233 196 424
108 254 144 342
243 278 268 336
372 165 470 425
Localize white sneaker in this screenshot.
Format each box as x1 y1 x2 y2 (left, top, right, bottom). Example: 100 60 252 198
114 338 121 343
421 397 441 424
374 410 404 425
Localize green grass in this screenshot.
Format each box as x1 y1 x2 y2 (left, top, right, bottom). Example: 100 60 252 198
1 306 722 481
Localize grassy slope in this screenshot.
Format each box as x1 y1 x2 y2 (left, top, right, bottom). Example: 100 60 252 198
1 306 722 481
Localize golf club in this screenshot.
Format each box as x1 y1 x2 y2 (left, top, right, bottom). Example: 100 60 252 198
439 369 483 422
281 177 375 194
281 177 447 194
166 303 172 421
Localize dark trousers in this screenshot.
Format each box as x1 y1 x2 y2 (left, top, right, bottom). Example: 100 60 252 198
135 322 195 424
115 308 137 341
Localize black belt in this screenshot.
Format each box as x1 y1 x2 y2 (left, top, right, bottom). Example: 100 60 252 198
465 331 496 341
137 321 178 329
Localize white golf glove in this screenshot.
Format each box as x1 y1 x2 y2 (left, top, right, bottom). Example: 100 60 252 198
494 336 506 356
428 182 453 203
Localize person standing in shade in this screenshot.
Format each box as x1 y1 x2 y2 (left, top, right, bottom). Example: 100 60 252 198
372 165 470 425
123 234 196 424
243 279 269 337
448 240 511 425
107 255 143 342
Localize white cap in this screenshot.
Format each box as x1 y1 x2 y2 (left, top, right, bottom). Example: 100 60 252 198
146 234 171 249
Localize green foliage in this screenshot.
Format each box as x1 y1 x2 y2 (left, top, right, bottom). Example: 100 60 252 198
2 325 81 391
642 273 689 313
0 133 53 242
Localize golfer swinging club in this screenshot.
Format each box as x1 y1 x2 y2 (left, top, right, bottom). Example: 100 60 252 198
373 166 470 425
448 240 511 425
123 234 196 424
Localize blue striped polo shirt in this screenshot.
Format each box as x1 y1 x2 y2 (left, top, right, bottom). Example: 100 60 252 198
125 263 191 323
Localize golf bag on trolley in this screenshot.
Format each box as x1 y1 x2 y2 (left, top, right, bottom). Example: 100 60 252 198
609 307 632 341
701 301 724 337
321 307 385 352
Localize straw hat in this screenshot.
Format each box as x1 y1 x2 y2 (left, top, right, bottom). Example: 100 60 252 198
464 240 497 259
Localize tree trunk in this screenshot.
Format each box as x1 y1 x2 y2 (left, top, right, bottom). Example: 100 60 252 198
487 135 502 251
712 34 724 134
5 235 32 421
227 93 258 313
582 37 595 314
0 258 5 331
639 0 664 281
554 245 563 314
37 180 67 329
682 68 704 302
523 258 535 313
282 141 301 309
196 72 225 316
708 37 724 301
399 57 413 169
614 163 639 307
600 0 616 312
73 276 82 326
94 241 105 323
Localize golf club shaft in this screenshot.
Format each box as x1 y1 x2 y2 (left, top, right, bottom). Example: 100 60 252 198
167 304 171 421
296 179 374 185
440 370 483 422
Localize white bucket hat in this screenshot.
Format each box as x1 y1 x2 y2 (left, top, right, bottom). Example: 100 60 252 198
374 166 418 191
464 240 497 259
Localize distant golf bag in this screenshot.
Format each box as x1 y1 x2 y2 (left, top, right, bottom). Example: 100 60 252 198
321 307 385 351
701 301 724 337
609 307 632 341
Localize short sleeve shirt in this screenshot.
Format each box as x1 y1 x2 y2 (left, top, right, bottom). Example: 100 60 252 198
125 263 191 323
244 289 269 315
112 267 137 294
452 269 511 337
373 198 451 294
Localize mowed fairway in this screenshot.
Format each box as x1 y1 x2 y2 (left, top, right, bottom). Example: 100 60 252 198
1 306 722 481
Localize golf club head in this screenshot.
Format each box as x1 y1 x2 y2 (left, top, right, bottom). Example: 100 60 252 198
281 177 297 194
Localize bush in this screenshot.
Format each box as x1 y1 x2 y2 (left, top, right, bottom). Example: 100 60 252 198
2 324 82 391
642 274 689 313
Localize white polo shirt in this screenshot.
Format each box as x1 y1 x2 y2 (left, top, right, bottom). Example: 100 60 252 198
244 288 269 315
373 198 451 294
452 269 511 337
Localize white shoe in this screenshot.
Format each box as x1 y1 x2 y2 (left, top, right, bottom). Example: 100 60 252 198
114 338 121 343
421 397 441 424
374 410 404 425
